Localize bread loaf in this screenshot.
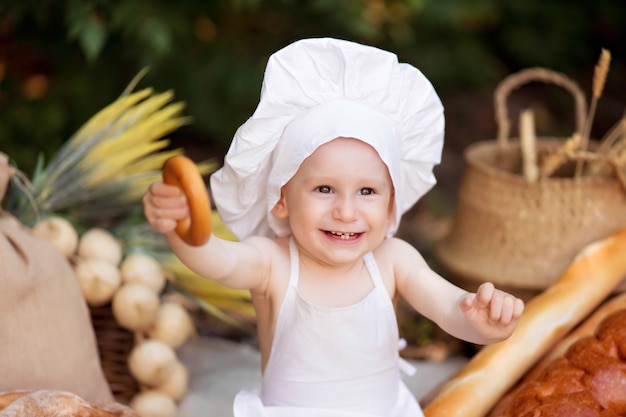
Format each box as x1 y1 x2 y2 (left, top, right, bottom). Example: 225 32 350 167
490 302 626 416
0 390 138 417
502 291 626 389
423 228 626 417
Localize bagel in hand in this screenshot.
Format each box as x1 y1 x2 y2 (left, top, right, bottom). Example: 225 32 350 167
162 155 212 246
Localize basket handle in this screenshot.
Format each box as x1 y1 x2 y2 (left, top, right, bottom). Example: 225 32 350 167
495 67 588 147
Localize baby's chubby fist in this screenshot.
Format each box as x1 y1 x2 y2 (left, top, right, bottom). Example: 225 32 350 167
142 181 189 234
460 282 525 342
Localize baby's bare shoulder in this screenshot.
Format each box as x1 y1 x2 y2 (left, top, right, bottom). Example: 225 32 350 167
243 235 289 258
376 237 420 256
374 237 428 272
242 235 291 280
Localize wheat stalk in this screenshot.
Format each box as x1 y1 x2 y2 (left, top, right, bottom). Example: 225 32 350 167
540 133 581 178
576 48 611 176
587 111 626 176
520 109 539 182
597 112 626 154
609 137 626 167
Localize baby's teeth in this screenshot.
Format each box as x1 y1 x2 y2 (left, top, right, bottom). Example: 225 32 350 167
331 231 354 240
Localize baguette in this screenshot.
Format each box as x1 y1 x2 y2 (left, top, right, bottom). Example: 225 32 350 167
423 228 626 417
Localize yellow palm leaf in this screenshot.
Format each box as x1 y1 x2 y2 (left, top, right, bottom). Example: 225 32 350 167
82 140 171 188
11 70 203 225
40 88 155 187
81 97 186 162
123 149 183 175
68 88 154 148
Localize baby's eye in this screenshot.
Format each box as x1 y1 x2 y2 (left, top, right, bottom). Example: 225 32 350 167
316 185 332 193
360 188 374 196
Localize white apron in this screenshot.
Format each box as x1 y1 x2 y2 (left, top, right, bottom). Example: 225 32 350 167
233 238 424 417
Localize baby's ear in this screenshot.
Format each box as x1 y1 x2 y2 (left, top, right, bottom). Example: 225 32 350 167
271 191 288 219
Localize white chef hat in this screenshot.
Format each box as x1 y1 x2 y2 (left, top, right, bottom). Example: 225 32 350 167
210 37 444 240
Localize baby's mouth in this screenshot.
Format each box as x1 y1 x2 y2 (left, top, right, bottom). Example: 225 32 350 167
326 231 360 240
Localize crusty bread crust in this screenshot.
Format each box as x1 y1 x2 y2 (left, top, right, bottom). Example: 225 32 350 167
0 390 138 417
490 302 626 416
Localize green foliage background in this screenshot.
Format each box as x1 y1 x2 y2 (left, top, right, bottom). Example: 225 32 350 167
1 0 625 177
2 0 624 349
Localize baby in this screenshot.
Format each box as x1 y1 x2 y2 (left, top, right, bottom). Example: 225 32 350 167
143 38 524 417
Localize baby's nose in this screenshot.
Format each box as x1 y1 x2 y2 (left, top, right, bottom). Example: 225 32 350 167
332 195 358 221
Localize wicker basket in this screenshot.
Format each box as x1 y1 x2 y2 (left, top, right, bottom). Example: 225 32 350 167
437 68 626 290
90 304 139 404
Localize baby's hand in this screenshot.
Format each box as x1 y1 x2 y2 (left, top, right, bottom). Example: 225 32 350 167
142 181 189 234
460 282 525 343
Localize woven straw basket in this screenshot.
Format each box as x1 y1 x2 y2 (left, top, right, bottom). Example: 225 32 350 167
90 304 139 404
437 68 626 290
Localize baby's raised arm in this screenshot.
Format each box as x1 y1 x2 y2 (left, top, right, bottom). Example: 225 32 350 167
142 181 271 293
390 239 524 345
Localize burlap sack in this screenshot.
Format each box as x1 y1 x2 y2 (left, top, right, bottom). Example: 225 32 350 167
0 153 113 405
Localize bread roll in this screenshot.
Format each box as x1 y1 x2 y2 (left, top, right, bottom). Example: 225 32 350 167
423 228 626 417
